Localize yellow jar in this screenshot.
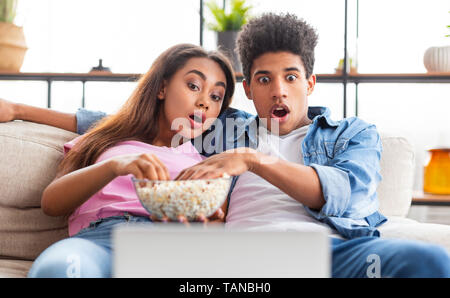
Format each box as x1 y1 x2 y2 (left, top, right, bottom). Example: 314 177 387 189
423 148 450 195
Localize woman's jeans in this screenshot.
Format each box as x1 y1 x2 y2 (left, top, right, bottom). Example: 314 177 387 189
28 214 450 278
28 213 152 278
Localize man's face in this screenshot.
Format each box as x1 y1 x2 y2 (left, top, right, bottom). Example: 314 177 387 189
243 51 316 135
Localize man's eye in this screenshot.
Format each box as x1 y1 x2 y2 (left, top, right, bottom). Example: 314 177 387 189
258 76 270 84
188 83 199 91
286 74 297 81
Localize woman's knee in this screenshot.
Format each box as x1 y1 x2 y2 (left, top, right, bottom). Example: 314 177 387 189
27 238 111 278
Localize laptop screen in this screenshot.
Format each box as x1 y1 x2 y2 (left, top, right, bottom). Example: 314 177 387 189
113 224 330 278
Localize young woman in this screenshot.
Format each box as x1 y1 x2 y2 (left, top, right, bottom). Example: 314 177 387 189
27 43 235 278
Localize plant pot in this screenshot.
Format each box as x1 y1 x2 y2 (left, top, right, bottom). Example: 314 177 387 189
217 30 242 73
423 46 450 73
0 22 28 72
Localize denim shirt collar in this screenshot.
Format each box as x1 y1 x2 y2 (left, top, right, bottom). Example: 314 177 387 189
308 106 340 128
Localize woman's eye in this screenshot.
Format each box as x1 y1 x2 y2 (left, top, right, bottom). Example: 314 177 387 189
286 74 297 81
258 76 270 84
211 94 223 102
188 83 199 91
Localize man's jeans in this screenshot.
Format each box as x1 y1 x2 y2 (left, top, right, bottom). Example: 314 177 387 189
28 215 450 278
331 237 450 278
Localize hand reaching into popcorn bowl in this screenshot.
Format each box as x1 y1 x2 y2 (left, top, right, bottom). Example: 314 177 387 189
132 173 232 225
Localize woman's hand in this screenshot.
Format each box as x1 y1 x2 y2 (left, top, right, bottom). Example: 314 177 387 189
175 147 258 181
0 98 18 122
108 153 170 181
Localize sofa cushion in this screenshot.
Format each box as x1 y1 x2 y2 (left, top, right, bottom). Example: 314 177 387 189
379 216 450 253
0 259 33 278
0 121 78 260
377 133 415 217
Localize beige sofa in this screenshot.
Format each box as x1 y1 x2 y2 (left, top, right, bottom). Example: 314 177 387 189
1 120 449 278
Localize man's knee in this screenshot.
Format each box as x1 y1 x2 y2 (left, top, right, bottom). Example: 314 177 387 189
390 242 450 278
415 244 450 277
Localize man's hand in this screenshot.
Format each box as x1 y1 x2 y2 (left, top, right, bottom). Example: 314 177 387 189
175 147 259 181
0 98 18 122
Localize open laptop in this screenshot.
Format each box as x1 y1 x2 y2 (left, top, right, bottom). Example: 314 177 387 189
113 223 330 278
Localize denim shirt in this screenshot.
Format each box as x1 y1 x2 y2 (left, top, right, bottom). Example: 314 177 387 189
76 106 387 239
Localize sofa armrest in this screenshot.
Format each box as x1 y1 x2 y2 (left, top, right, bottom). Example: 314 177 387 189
0 121 78 260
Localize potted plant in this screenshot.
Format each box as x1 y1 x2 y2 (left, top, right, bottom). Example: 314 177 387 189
0 0 27 72
206 0 252 73
423 11 450 73
335 57 357 75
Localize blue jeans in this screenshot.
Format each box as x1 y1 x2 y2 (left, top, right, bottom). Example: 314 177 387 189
28 215 450 278
331 237 450 278
27 213 152 278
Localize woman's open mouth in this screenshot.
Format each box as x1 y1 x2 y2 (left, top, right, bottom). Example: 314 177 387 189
188 113 205 129
270 104 290 123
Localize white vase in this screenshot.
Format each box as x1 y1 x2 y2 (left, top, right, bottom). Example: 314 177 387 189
423 46 450 73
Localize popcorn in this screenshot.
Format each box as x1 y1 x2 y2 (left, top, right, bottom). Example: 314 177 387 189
133 173 231 221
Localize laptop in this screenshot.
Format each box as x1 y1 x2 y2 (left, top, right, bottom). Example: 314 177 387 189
113 223 330 278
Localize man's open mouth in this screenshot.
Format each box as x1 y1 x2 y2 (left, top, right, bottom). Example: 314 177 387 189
270 104 290 121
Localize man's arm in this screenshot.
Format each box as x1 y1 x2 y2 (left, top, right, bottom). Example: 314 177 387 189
175 124 382 215
174 148 325 210
304 125 382 219
0 98 77 132
1 98 108 134
249 154 325 210
250 123 382 219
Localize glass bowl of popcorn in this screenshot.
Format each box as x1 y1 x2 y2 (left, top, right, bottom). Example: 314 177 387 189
132 174 232 221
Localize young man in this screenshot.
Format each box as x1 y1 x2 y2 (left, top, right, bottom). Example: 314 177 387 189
1 13 449 278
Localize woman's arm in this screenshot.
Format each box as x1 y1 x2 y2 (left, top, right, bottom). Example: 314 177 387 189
0 98 77 132
42 153 171 217
42 159 116 216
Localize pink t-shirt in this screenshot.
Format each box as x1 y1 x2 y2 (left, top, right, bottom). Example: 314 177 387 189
63 137 205 236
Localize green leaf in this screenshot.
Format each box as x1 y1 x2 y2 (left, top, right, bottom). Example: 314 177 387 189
0 0 18 23
206 0 252 32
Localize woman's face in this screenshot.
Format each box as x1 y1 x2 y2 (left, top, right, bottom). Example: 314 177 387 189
158 57 228 142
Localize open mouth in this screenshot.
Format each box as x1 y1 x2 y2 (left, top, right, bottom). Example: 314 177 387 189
270 104 290 121
272 108 288 118
189 114 204 123
188 112 206 129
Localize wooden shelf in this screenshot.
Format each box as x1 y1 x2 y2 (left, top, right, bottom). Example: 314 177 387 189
0 71 141 82
1 71 449 83
319 72 450 83
412 190 450 206
347 73 450 83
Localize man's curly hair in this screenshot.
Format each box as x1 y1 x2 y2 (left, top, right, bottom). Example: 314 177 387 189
236 13 318 82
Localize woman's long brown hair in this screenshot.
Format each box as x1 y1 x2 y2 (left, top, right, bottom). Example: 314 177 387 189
58 44 235 176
